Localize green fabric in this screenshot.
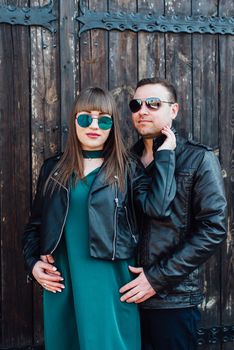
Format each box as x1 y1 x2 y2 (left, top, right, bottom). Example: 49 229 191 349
43 168 140 350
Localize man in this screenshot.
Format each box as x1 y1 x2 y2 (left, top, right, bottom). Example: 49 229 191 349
119 77 227 350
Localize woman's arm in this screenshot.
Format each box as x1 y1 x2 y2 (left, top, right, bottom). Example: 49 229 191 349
22 162 47 275
22 160 64 292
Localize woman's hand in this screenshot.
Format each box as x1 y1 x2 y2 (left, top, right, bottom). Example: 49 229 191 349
157 126 176 151
32 256 65 293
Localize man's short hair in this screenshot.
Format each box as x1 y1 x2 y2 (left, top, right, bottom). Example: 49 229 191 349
136 77 177 103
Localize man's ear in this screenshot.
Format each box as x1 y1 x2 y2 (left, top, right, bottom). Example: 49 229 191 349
171 103 179 120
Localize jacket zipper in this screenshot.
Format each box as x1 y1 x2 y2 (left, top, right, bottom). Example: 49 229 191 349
124 206 137 243
50 177 70 254
112 178 119 260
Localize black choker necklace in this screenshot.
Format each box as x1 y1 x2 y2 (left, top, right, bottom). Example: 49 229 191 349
82 150 104 159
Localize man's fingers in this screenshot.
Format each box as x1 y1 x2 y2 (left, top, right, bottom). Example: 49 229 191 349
135 298 145 304
120 270 156 303
128 266 143 274
44 268 61 276
119 277 139 293
40 254 55 264
121 290 145 303
119 268 144 293
41 261 57 272
119 267 144 293
40 255 47 263
135 289 156 303
158 126 176 150
120 286 140 302
122 288 156 304
46 255 55 263
135 295 149 304
39 261 61 276
127 291 145 303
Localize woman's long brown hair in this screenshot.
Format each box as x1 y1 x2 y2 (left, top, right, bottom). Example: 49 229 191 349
45 87 129 192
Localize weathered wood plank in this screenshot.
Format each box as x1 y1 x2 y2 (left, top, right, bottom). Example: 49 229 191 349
79 0 109 90
198 252 221 350
108 0 138 146
30 0 60 345
165 0 192 138
0 10 32 350
138 0 165 80
60 0 79 150
192 1 219 148
191 4 221 350
219 1 234 349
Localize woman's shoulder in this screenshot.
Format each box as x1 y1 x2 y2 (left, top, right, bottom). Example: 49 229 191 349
40 153 63 177
43 153 63 166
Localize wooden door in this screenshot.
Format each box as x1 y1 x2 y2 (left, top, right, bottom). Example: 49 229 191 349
0 0 233 348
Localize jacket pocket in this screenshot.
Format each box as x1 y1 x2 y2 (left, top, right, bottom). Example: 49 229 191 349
172 172 194 229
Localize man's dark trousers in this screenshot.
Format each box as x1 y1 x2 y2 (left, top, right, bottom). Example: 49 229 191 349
141 306 201 350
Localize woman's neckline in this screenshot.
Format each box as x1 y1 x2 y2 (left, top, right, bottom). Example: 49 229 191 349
82 150 104 159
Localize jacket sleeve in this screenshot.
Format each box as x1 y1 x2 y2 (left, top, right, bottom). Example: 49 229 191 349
144 151 227 292
22 162 47 276
132 150 176 217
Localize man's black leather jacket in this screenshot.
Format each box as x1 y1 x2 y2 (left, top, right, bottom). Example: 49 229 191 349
22 151 176 276
133 134 227 309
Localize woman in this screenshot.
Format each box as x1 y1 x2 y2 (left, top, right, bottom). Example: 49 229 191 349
22 87 176 350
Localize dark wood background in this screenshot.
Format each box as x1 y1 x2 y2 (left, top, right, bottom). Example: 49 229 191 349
0 0 233 349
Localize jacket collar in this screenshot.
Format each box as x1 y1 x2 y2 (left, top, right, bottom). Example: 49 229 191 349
51 163 118 193
89 167 110 194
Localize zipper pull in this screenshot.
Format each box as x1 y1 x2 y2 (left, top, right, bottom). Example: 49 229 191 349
114 177 119 207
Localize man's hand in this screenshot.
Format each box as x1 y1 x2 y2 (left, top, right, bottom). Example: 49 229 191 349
157 126 176 151
119 266 156 303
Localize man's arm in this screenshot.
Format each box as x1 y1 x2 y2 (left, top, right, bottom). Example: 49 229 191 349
146 151 227 292
120 151 227 302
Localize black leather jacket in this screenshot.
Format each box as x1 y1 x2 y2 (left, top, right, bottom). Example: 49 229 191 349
133 134 227 309
22 150 176 275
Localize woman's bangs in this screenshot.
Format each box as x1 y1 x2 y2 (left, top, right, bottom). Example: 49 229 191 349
77 92 113 116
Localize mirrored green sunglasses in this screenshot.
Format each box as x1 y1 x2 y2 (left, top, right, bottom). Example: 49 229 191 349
76 114 113 130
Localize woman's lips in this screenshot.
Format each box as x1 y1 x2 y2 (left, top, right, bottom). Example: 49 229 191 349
86 133 100 138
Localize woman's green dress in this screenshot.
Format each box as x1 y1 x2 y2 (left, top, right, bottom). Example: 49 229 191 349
43 168 141 350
